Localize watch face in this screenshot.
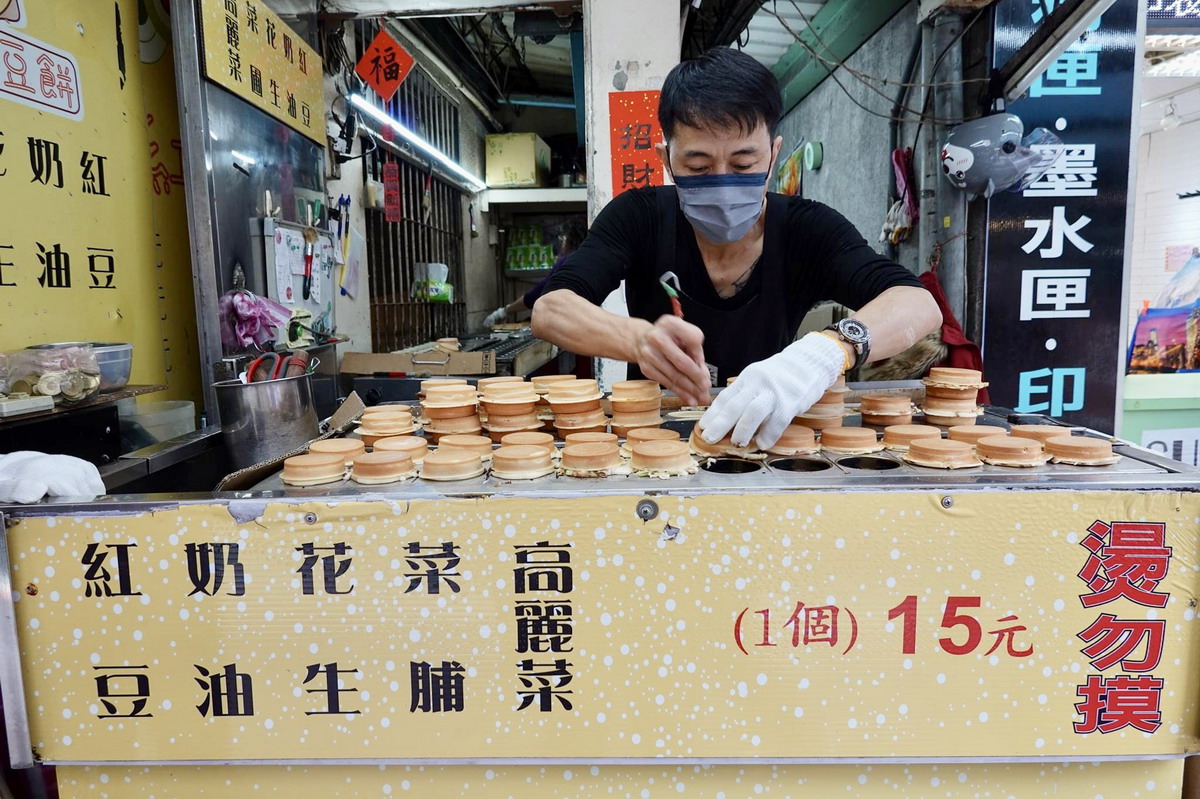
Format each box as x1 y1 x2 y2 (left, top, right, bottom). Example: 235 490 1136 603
839 319 869 343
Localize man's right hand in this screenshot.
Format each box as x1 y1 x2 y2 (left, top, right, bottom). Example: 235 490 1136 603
633 315 712 406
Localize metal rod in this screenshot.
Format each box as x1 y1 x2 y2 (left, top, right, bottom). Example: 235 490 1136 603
171 0 223 424
0 514 35 769
931 12 966 324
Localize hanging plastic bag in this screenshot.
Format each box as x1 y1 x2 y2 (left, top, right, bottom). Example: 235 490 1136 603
219 290 293 350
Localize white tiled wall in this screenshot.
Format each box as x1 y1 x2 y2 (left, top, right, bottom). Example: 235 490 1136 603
1128 78 1200 332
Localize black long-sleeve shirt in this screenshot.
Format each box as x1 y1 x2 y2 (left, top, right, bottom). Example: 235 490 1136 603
540 186 925 381
544 186 921 315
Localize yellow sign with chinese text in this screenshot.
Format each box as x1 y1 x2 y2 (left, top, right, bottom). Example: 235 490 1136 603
0 0 200 405
197 0 324 144
7 490 1200 762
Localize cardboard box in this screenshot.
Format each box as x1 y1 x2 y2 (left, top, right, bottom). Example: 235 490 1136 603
485 133 551 188
340 349 497 377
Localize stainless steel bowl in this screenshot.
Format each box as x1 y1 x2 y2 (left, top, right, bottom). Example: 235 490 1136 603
27 341 133 392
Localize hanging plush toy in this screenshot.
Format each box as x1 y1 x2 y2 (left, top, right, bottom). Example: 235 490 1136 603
941 112 1064 199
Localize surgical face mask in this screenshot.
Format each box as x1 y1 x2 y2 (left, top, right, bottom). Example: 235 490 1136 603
672 171 769 244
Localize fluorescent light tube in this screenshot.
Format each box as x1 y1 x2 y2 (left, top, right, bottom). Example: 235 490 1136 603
349 93 487 193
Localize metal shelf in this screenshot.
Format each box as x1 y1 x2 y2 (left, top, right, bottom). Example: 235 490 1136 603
480 187 587 211
0 384 165 426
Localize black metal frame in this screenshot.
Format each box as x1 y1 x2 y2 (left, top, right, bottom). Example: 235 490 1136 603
354 20 467 352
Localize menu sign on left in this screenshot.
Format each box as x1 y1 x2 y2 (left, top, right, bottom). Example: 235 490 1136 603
197 0 324 144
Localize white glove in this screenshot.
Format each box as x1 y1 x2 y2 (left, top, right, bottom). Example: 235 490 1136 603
483 306 507 328
699 332 847 450
0 451 106 505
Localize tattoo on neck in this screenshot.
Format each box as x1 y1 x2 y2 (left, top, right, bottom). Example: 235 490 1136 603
718 257 760 299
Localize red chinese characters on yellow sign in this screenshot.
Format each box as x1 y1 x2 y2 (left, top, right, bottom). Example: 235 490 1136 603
355 29 414 103
609 90 662 198
0 28 83 120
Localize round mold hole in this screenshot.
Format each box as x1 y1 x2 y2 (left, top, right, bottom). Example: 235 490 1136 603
837 456 901 471
769 457 832 473
699 458 763 474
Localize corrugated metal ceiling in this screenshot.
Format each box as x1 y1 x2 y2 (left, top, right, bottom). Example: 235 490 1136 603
738 1 826 70
517 32 574 79
1145 34 1200 77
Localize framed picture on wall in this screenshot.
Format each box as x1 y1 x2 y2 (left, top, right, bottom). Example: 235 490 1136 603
775 141 804 197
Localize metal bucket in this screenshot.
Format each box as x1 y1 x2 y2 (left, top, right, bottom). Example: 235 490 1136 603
213 374 319 470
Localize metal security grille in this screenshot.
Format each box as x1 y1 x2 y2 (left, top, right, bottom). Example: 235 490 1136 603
356 21 466 352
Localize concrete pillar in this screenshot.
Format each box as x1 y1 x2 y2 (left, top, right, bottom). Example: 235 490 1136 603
920 12 966 325
582 0 680 388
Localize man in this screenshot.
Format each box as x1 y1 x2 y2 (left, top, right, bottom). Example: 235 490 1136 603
532 47 941 450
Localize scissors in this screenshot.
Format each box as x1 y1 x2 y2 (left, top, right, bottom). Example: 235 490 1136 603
246 351 308 382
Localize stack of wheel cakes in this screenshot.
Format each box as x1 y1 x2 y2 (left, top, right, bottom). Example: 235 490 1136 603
479 380 542 441
416 378 467 408
859 393 916 427
560 439 630 477
422 384 482 442
357 406 419 447
920 367 986 426
607 380 664 436
530 375 577 430
546 379 608 438
622 426 680 458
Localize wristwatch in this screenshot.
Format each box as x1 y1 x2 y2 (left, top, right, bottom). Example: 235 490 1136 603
824 318 871 371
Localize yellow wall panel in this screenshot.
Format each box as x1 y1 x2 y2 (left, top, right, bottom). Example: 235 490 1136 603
0 0 199 404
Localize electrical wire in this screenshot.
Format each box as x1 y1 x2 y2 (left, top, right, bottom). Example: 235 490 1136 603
766 7 958 124
322 19 354 79
763 1 988 126
783 0 987 92
320 16 389 168
770 5 971 123
910 8 989 153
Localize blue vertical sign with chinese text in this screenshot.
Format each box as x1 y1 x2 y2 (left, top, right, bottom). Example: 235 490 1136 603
983 0 1138 432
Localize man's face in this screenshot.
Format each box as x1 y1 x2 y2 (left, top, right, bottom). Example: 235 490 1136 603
656 120 783 179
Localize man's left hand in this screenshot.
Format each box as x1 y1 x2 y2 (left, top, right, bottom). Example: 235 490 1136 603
699 332 847 450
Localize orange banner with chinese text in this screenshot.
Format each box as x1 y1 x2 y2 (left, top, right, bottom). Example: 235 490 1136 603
609 90 663 198
354 28 414 103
